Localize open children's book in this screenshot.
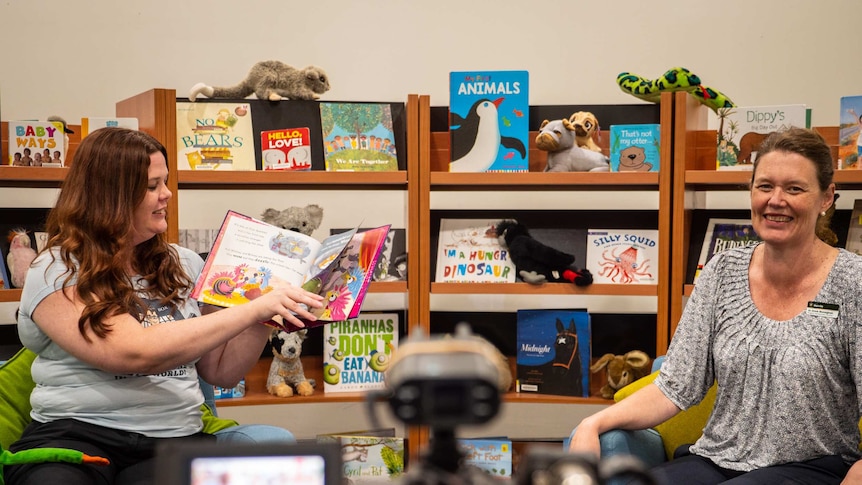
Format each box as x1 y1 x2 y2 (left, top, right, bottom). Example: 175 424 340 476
191 210 390 332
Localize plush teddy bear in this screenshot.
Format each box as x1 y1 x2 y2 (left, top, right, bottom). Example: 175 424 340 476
495 219 592 286
535 119 610 172
266 327 316 397
590 350 652 399
7 229 37 288
260 204 324 236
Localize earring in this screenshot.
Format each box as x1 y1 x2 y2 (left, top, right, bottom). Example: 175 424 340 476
820 211 826 216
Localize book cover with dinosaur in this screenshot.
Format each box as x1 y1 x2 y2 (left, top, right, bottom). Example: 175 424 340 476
448 70 529 172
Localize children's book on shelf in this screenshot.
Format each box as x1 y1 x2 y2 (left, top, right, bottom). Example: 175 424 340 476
695 218 760 283
7 120 67 167
212 378 245 399
609 124 660 172
317 429 405 483
457 438 512 479
434 219 516 283
845 200 862 255
516 309 591 397
319 102 399 172
448 70 529 172
714 104 810 171
585 229 658 285
0 246 9 289
332 227 406 282
175 101 255 171
190 210 390 332
260 127 312 171
80 117 139 138
838 95 862 169
322 312 398 393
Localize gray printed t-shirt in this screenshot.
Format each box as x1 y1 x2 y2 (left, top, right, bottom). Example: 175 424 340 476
17 245 207 438
655 244 862 471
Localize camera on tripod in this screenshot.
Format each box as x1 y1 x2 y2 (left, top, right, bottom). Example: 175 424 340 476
379 323 655 485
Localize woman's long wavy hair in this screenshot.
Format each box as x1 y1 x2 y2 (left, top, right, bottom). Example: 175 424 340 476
44 127 192 341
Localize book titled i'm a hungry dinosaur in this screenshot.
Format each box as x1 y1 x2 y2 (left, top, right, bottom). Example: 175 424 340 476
448 70 529 173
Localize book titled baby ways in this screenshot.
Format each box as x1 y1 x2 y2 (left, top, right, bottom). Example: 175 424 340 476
191 210 389 332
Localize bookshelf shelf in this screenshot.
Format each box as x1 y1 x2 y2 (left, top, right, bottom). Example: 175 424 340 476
430 282 657 296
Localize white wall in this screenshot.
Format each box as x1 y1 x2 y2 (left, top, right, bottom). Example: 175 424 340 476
0 0 858 126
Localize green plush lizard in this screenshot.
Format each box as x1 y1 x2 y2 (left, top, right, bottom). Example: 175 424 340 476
0 446 109 484
617 67 735 113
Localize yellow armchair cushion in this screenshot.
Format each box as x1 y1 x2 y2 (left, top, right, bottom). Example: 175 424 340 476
614 370 717 461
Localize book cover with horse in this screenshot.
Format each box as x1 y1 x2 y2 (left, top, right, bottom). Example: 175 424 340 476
516 309 591 398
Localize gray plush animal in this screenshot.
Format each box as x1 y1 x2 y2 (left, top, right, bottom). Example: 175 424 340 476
535 119 610 172
266 328 315 397
189 60 331 102
260 204 324 236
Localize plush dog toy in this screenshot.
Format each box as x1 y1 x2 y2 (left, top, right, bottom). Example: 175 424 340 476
590 350 652 399
260 204 324 237
617 67 735 113
568 111 603 152
266 328 315 397
535 119 610 172
189 60 331 102
495 219 592 286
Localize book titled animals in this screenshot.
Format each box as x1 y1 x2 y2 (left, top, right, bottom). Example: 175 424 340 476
715 104 810 170
516 309 591 397
190 210 390 332
448 70 529 172
322 312 398 394
838 95 862 169
609 124 660 172
7 120 67 167
586 229 658 285
260 127 312 171
320 102 399 172
694 218 760 283
434 219 516 283
175 101 255 171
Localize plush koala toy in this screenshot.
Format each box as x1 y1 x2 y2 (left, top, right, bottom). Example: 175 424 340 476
535 119 610 172
260 204 324 236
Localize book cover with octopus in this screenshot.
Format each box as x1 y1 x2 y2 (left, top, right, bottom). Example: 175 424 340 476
190 210 390 332
585 229 658 285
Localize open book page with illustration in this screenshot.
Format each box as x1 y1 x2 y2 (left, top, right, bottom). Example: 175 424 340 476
191 210 390 331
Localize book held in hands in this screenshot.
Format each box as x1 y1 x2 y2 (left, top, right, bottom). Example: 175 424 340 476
190 210 390 332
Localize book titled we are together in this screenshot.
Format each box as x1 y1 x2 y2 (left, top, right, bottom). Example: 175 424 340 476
191 210 390 332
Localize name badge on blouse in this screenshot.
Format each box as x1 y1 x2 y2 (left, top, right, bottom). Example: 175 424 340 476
806 301 839 318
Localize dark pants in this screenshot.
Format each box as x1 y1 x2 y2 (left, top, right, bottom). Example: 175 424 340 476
5 419 215 485
649 446 851 485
